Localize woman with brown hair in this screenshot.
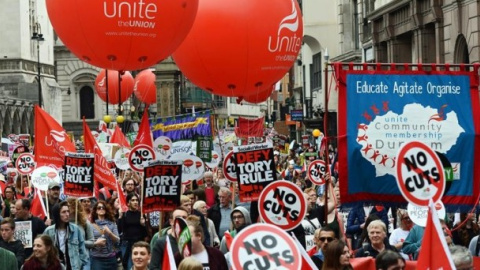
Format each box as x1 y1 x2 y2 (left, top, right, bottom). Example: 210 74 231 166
21 234 65 270
1 186 17 218
322 240 353 270
453 212 480 248
66 198 95 250
90 200 120 270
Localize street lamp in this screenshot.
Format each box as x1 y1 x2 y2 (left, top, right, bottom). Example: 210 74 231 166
31 24 45 107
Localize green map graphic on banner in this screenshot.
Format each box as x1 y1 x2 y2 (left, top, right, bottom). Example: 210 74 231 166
197 136 212 162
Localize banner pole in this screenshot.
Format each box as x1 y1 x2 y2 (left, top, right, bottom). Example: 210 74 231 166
45 190 50 220
323 61 330 225
75 199 78 225
140 171 144 217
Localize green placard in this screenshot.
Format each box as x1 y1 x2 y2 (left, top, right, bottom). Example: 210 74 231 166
197 136 212 162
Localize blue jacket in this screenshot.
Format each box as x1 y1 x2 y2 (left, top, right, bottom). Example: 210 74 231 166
44 223 89 270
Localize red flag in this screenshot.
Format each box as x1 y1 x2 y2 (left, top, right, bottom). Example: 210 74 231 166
83 119 117 191
224 231 233 251
31 189 47 220
133 109 153 148
34 105 76 169
234 117 264 138
162 235 178 270
110 125 131 148
416 200 455 269
116 181 128 213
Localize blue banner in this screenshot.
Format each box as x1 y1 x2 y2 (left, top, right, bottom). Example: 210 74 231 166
152 113 211 141
338 71 480 209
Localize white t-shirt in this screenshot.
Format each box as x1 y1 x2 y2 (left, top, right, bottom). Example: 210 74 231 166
58 229 67 255
192 249 210 270
389 228 410 260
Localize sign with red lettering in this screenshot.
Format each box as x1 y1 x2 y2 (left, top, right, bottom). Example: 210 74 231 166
230 223 301 270
223 151 237 182
15 153 35 175
307 160 329 185
142 160 182 213
31 166 61 191
63 153 94 197
396 141 445 206
258 181 306 230
129 144 156 172
168 153 204 185
234 143 277 202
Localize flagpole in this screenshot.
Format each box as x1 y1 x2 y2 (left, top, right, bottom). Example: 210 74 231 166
75 199 78 225
140 172 144 217
323 60 330 225
44 190 50 220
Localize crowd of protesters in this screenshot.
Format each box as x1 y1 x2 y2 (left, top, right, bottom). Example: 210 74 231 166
0 143 477 269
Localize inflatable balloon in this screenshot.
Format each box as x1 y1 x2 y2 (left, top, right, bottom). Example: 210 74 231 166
95 70 134 104
46 0 198 71
133 69 157 105
243 85 275 103
172 0 302 97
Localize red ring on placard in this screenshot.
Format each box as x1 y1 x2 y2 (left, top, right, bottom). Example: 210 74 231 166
396 141 445 206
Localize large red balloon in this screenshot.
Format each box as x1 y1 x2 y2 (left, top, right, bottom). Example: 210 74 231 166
172 0 303 97
133 69 157 105
243 85 275 104
46 0 198 71
95 70 134 104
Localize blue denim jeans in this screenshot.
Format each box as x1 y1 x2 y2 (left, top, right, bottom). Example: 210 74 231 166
90 255 117 270
121 240 133 270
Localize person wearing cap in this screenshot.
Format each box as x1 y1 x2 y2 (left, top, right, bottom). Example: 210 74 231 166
44 182 62 226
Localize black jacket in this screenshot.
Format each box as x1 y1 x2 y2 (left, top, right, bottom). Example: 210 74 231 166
0 239 25 268
207 203 222 236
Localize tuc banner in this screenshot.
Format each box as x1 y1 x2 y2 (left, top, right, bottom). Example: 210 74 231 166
63 153 94 197
335 63 480 209
233 143 277 202
152 112 212 141
142 160 182 213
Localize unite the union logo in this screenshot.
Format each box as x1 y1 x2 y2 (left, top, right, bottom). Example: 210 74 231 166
267 0 302 54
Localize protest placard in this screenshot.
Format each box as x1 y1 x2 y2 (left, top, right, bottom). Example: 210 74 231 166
63 152 94 197
142 160 182 213
234 143 276 202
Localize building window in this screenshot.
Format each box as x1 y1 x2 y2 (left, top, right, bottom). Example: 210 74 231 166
214 95 226 108
311 52 322 90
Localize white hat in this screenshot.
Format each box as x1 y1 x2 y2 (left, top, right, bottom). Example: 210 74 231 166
274 151 280 156
0 174 5 182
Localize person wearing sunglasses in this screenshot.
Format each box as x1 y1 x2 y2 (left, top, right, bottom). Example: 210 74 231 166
311 226 337 269
89 201 120 270
389 209 412 260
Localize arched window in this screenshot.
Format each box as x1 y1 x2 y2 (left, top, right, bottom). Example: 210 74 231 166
454 34 469 64
80 86 95 119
